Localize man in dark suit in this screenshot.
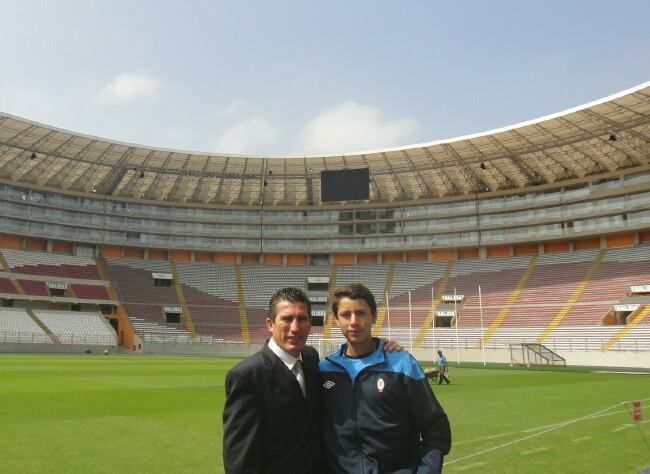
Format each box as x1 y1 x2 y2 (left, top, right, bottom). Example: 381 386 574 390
222 287 324 473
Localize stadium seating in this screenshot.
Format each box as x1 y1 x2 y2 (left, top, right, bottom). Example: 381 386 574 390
70 284 111 300
1 249 101 279
2 246 650 352
17 279 49 297
0 308 51 343
32 310 115 345
0 277 18 294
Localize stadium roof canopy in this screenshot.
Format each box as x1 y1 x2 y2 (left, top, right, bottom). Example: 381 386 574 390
1 82 649 207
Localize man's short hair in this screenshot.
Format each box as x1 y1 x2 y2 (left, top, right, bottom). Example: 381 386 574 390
268 287 312 322
332 283 377 316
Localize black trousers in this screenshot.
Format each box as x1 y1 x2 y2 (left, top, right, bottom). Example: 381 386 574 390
438 370 450 384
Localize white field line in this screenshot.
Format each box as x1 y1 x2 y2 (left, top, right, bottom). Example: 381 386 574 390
611 423 635 432
520 446 549 455
445 402 631 466
452 409 626 448
454 461 488 471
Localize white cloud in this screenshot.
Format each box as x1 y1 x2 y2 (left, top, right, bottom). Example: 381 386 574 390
295 102 419 155
98 72 164 103
212 117 279 154
212 100 246 118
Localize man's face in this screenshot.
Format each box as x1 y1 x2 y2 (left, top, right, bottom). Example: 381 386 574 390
266 301 311 358
334 297 377 348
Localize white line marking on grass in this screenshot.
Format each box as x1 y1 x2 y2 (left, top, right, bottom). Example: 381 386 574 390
520 446 549 455
611 423 635 432
453 461 487 471
445 401 631 467
573 436 591 442
453 431 521 446
454 407 634 449
593 371 650 375
521 422 564 433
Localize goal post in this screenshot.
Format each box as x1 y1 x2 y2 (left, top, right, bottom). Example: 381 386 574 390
312 337 345 358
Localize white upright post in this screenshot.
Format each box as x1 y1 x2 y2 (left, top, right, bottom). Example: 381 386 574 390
431 286 436 356
385 291 391 341
478 285 485 365
454 287 460 365
408 291 413 353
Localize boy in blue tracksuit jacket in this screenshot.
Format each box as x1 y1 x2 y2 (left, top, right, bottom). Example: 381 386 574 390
319 283 451 473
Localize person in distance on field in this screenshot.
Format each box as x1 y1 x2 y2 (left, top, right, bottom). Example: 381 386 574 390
320 283 451 473
437 350 450 385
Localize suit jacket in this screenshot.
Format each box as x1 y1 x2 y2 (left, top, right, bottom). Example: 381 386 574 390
222 341 324 474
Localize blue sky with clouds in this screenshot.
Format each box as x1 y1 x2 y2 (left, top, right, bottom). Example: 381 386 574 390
1 1 649 156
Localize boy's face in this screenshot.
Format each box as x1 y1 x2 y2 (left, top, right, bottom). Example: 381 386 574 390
334 297 377 349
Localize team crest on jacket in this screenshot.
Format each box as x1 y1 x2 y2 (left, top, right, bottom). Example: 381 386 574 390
377 378 385 392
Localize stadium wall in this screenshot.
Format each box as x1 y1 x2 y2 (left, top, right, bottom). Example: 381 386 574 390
430 348 650 370
116 344 650 370
0 342 117 355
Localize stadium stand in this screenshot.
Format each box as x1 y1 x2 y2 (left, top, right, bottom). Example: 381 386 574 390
1 249 101 279
32 310 115 345
1 246 649 354
0 308 51 344
70 283 110 300
1 83 649 366
17 279 49 297
0 277 18 294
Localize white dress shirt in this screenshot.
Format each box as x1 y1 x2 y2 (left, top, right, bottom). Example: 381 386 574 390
268 338 306 397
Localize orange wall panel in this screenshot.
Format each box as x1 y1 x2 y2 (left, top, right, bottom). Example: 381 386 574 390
217 253 237 264
264 254 283 265
124 247 145 259
606 233 634 248
102 245 122 258
148 249 168 260
287 254 308 265
334 254 354 265
406 251 428 262
545 241 570 253
641 231 650 244
240 253 259 264
513 244 537 256
0 234 22 250
458 248 479 259
486 246 509 258
431 249 454 261
382 252 403 263
170 250 191 262
357 253 377 264
574 238 600 250
195 252 215 262
52 241 73 254
25 239 47 251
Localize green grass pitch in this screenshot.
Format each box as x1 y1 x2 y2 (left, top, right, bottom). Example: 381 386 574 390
0 354 648 473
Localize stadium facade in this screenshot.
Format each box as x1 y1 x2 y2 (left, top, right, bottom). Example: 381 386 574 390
0 82 649 367
0 82 648 263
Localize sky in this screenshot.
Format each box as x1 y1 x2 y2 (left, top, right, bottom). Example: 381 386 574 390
1 1 649 157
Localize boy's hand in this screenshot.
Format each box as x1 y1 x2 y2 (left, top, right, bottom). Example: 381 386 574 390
382 339 404 352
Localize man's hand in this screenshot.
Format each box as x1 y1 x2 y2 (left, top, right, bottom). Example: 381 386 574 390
382 338 404 352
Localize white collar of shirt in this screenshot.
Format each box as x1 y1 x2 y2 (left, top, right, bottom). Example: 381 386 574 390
268 338 303 371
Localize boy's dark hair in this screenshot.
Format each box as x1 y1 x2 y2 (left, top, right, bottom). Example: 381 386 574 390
332 283 377 316
268 287 312 322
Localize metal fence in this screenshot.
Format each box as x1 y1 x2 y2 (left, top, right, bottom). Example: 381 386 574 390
0 330 115 346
